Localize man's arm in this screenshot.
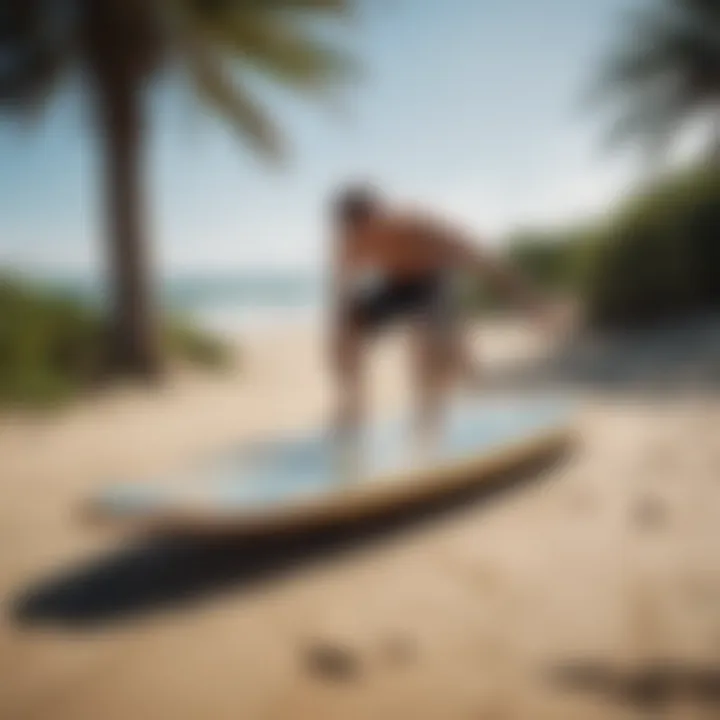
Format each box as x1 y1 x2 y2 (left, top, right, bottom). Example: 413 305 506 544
424 218 547 311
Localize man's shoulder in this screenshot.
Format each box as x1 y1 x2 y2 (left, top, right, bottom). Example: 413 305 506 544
385 206 447 237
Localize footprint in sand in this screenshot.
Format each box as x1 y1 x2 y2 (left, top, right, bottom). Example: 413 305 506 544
632 493 668 531
303 640 361 681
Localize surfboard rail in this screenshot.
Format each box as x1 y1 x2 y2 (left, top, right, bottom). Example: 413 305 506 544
85 418 574 536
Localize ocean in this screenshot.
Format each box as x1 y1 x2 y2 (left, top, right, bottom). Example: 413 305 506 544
43 271 325 337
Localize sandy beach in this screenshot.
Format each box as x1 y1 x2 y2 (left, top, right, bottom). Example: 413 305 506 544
2 317 720 719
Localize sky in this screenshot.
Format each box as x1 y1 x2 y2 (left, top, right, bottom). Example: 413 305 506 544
0 0 643 278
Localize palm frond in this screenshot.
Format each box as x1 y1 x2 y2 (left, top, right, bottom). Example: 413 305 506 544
196 12 357 92
182 31 283 159
181 0 350 23
0 0 75 114
161 0 359 159
673 0 720 25
605 89 693 152
236 0 350 13
0 46 68 114
590 2 720 100
588 0 720 163
172 0 358 94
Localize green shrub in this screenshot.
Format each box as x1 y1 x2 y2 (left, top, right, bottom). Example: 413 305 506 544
464 228 592 314
0 279 102 405
465 163 720 329
584 164 720 329
163 318 231 369
0 276 232 408
508 232 579 292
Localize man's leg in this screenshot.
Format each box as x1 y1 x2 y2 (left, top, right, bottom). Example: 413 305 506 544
452 323 483 390
410 320 449 459
332 324 365 478
435 275 482 391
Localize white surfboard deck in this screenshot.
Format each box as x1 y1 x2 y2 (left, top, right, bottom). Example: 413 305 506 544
88 394 575 534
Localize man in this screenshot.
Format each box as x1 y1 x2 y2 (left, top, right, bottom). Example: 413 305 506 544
329 183 558 464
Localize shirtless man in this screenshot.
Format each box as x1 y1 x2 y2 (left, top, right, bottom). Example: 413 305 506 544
329 183 556 460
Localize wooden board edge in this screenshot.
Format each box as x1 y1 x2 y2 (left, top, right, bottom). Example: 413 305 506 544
84 423 575 536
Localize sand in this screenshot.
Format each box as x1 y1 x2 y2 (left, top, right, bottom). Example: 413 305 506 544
1 317 720 720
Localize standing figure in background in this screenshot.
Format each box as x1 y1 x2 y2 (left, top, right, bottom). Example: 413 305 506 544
329 183 558 466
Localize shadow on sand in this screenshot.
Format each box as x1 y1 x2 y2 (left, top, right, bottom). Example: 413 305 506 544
550 659 720 711
12 444 571 630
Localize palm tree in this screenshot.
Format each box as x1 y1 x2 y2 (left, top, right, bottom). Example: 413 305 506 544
591 0 720 163
0 0 357 377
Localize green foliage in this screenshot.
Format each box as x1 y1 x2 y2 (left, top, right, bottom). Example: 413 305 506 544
0 279 101 405
0 1 361 379
590 0 720 160
508 229 592 293
584 164 720 328
0 277 232 408
163 317 231 369
0 0 358 159
466 164 720 330
463 228 593 314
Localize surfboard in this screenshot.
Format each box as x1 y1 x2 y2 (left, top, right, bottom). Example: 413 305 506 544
87 394 575 534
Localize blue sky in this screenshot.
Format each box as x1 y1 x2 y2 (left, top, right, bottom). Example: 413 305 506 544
0 0 640 277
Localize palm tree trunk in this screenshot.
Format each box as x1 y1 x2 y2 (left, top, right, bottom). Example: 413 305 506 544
96 79 161 378
80 0 161 379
